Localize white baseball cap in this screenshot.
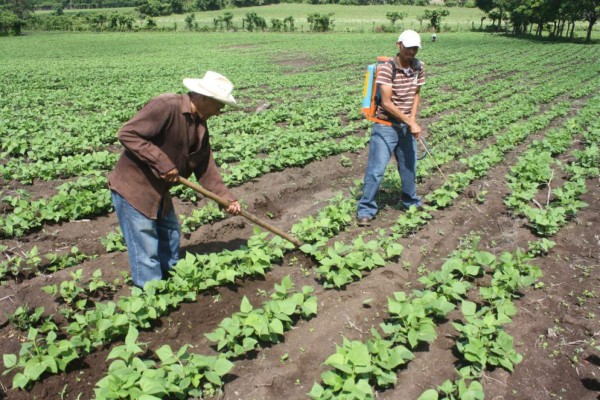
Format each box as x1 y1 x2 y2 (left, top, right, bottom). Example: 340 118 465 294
397 30 422 49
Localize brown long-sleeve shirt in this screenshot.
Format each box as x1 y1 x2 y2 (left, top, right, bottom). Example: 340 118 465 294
108 93 235 219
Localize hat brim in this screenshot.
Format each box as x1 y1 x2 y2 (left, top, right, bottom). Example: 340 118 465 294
183 78 239 108
399 40 422 49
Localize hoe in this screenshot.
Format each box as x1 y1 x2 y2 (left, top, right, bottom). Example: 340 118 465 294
178 177 303 248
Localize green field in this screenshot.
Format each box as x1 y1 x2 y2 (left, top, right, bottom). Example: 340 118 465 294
1 27 600 400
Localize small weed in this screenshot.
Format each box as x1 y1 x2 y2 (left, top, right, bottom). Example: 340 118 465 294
417 264 429 275
340 155 352 168
476 190 488 204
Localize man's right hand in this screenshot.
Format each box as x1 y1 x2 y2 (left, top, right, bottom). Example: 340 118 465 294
160 168 179 182
408 121 422 139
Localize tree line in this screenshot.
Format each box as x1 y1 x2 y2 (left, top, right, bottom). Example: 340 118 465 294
475 0 598 43
2 0 456 36
2 0 597 39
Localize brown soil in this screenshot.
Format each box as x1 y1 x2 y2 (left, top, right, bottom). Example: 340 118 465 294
0 130 598 400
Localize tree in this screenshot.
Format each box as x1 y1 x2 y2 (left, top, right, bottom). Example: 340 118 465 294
135 0 171 17
422 8 449 31
271 17 282 31
386 11 407 26
475 0 508 30
580 0 599 42
476 0 597 41
91 13 107 29
222 11 233 29
283 15 294 31
0 10 19 35
0 0 34 34
307 12 334 32
193 0 220 11
213 15 223 29
167 0 183 13
243 12 265 31
184 12 195 30
145 16 156 28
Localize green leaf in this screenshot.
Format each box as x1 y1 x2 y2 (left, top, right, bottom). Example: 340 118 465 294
12 373 29 389
139 376 167 395
155 345 176 364
278 298 298 315
324 353 345 367
461 380 485 400
204 370 222 386
24 360 48 381
302 297 318 316
205 328 225 343
240 296 253 313
269 318 284 335
354 378 374 396
213 357 234 376
308 383 325 398
125 325 139 346
347 341 370 367
3 354 17 369
461 301 477 316
475 251 496 266
321 370 343 389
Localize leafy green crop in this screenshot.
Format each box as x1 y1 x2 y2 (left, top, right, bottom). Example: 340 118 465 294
205 276 317 358
95 326 234 399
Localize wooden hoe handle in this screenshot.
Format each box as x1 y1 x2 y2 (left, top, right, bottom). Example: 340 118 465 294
177 177 303 248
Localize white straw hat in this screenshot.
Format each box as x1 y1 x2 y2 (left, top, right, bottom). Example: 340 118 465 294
183 71 238 107
397 30 422 49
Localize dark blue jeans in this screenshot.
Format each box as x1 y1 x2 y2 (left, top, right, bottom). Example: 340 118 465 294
357 123 421 218
111 190 180 289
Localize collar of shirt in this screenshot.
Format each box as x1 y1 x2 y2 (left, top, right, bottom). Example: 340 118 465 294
185 93 206 124
393 55 415 76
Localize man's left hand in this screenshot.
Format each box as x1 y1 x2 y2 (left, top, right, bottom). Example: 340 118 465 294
226 201 241 215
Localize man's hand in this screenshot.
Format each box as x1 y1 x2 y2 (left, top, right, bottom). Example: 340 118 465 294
226 201 241 215
160 168 179 183
408 121 422 139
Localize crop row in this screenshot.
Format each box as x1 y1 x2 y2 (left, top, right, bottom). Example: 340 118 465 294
504 94 600 236
309 235 547 399
2 193 354 389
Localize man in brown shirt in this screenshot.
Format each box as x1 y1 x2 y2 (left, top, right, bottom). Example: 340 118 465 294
108 71 241 288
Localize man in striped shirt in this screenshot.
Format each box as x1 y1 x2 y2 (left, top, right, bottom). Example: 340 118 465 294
357 30 426 227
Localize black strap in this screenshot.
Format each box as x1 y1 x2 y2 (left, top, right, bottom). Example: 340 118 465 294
388 59 397 82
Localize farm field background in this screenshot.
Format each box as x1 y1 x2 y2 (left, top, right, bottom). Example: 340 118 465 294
1 30 599 400
38 4 488 32
154 4 486 32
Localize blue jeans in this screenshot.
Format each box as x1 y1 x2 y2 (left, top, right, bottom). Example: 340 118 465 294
357 123 421 218
111 190 180 289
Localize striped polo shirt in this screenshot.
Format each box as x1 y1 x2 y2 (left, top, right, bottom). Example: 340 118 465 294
375 58 426 122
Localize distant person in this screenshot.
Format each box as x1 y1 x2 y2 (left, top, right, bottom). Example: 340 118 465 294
108 71 242 288
357 30 426 227
432 33 437 42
